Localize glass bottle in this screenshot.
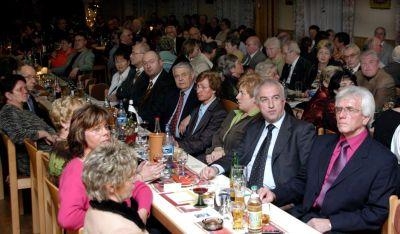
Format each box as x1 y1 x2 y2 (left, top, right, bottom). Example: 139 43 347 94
247 186 262 233
162 124 174 177
53 77 62 99
154 117 161 134
230 152 239 201
116 101 128 140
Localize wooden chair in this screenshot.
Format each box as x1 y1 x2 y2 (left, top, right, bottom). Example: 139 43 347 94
221 99 238 112
387 195 400 234
0 152 4 200
44 177 62 234
24 139 45 234
1 132 34 234
85 78 96 93
89 83 109 101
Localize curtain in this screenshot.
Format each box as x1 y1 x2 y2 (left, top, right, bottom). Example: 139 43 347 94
295 0 343 40
342 0 355 40
396 0 400 45
215 0 254 28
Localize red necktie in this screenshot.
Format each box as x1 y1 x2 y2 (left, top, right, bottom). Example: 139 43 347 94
314 140 350 208
170 91 184 136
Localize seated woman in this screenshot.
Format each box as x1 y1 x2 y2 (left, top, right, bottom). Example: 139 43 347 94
50 37 74 68
201 73 262 170
302 66 349 133
48 96 85 185
107 48 134 102
177 71 227 158
0 74 56 176
83 141 149 233
58 104 154 231
306 39 342 92
219 54 244 102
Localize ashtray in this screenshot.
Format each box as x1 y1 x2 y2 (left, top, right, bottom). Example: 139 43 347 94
202 217 223 231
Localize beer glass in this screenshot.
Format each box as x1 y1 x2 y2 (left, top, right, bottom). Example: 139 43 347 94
231 201 245 229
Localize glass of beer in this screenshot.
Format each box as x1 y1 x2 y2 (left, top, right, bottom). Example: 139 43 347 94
231 201 245 229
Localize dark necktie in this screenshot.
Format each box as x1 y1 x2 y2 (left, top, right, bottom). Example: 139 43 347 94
248 124 275 188
64 52 82 77
170 91 185 137
314 140 350 208
140 80 153 107
27 95 35 112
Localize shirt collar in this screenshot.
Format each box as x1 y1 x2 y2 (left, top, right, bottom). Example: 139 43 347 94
233 108 260 117
265 112 286 130
338 128 369 151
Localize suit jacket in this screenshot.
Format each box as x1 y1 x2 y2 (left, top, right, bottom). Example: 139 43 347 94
137 70 175 130
356 69 395 111
178 98 227 158
274 134 398 233
160 86 200 135
280 56 312 91
243 50 267 69
215 113 315 187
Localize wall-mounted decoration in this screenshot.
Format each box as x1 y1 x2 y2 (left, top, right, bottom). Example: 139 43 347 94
370 0 391 9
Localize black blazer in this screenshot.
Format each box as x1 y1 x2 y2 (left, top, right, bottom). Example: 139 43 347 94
307 59 343 89
161 86 200 134
116 65 139 102
280 57 312 91
274 134 398 233
215 113 315 187
137 69 175 130
178 98 227 158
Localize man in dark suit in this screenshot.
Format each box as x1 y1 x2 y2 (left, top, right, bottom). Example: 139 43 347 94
200 79 315 189
116 42 150 109
280 40 312 91
242 36 267 69
161 62 200 137
17 65 54 127
137 51 174 130
165 25 185 56
259 86 398 233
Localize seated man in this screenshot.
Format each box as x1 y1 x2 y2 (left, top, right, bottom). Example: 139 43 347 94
259 86 398 233
356 50 395 111
200 79 315 192
52 33 95 79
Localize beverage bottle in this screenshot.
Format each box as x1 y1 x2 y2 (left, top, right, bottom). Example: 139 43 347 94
154 117 161 134
127 100 138 125
247 186 262 233
162 124 174 177
116 101 128 140
53 77 62 99
230 152 239 201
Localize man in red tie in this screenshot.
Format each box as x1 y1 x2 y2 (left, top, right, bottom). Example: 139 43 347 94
161 62 200 138
259 86 398 233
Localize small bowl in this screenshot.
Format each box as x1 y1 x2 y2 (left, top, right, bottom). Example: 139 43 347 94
202 217 223 231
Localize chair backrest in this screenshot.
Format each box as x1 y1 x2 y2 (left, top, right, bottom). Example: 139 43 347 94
89 83 109 101
388 195 400 234
44 176 62 234
221 99 238 112
24 139 46 234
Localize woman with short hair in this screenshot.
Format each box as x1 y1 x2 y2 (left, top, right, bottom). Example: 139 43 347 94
83 141 149 233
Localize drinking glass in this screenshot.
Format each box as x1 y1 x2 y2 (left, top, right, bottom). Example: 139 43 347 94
230 165 246 202
76 80 84 98
193 186 208 208
231 201 245 229
295 81 303 98
262 203 271 225
136 128 149 160
177 152 188 176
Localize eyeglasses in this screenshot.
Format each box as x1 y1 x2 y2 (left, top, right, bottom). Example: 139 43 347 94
335 106 361 115
343 53 359 59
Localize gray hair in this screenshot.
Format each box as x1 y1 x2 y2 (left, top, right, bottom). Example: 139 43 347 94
283 40 301 55
172 62 194 75
264 37 281 49
344 43 361 55
335 86 375 126
221 54 239 77
82 141 138 201
360 50 379 62
254 79 285 103
392 45 400 63
254 61 277 80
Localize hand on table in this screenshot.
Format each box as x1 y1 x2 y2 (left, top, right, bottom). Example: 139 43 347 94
136 161 164 182
307 218 331 233
205 147 225 164
258 187 276 203
38 130 56 145
199 166 218 180
68 67 80 79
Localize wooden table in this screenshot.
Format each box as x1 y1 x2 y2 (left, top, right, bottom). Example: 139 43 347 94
150 156 321 234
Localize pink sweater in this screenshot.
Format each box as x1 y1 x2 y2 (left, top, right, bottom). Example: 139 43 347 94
58 158 153 230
